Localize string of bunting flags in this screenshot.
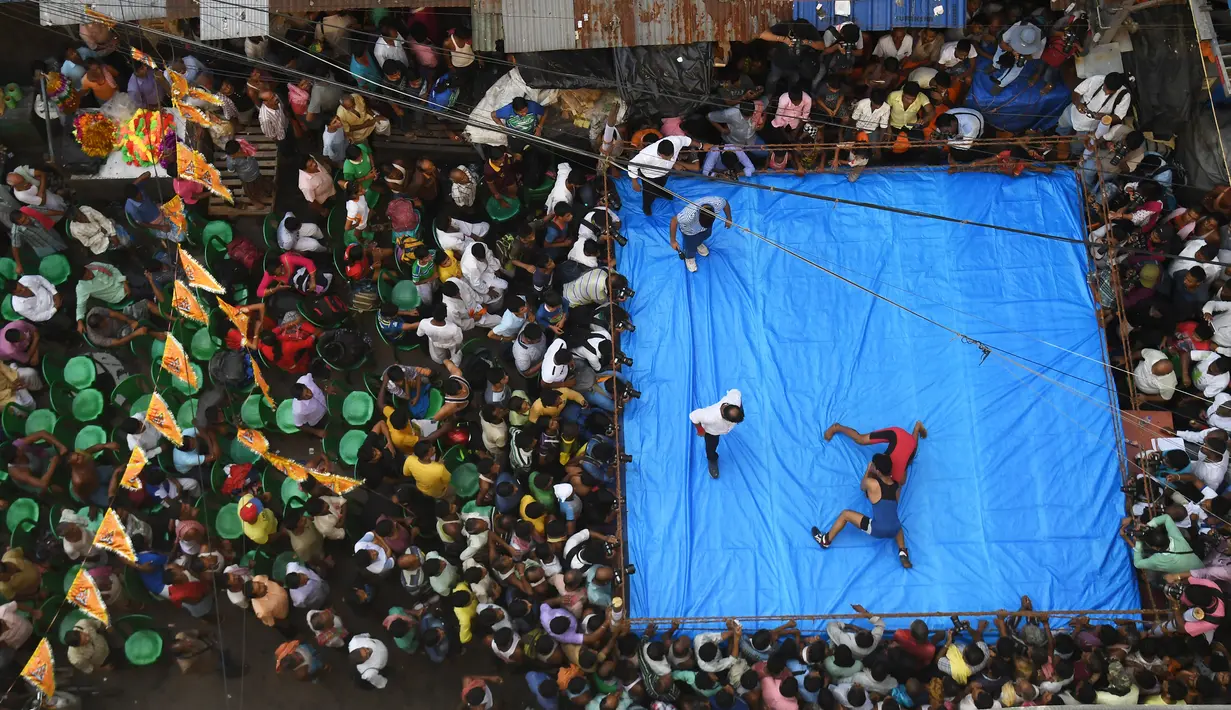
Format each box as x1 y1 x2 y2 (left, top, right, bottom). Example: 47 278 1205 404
18 233 358 698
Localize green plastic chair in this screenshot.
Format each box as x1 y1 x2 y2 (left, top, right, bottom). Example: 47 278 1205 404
424 389 443 419
215 502 242 540
37 254 71 285
442 444 468 472
0 258 17 282
110 374 152 412
64 356 97 391
57 609 88 644
240 394 273 429
523 175 554 206
177 398 198 430
202 220 233 252
451 462 480 499
128 393 153 417
229 438 261 464
391 280 421 311
5 498 38 532
486 195 522 222
1 403 29 438
275 399 299 434
189 327 218 362
272 551 297 582
281 476 308 507
71 389 105 423
168 362 204 396
48 381 74 416
339 429 366 466
41 351 66 389
74 425 108 454
121 614 163 666
150 338 165 363
24 409 56 437
342 391 375 427
1 295 20 321
62 564 81 594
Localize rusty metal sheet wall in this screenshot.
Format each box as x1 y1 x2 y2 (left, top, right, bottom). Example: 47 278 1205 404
471 0 504 52
575 0 791 49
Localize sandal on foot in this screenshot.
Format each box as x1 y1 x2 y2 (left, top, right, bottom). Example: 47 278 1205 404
811 526 831 549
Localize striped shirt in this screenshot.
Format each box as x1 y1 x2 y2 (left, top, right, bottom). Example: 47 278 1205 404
563 269 609 307
676 197 728 236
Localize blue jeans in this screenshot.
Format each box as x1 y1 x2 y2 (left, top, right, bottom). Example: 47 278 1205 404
682 225 713 259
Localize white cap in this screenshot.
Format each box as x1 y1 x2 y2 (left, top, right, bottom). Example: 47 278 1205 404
553 483 574 501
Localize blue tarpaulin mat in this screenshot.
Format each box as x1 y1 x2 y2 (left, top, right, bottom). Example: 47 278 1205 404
965 57 1071 134
615 169 1137 624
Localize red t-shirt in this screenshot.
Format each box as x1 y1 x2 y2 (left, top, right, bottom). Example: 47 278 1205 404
893 628 937 665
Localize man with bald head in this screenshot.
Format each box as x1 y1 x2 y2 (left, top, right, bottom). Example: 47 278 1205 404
1131 348 1178 406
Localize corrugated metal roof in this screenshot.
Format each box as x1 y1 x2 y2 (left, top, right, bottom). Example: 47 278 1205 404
471 0 504 52
199 0 268 39
792 0 965 31
161 0 468 21
503 0 574 52
576 0 792 49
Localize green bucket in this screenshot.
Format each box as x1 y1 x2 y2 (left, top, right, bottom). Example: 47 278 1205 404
486 195 521 222
71 389 104 423
64 356 96 390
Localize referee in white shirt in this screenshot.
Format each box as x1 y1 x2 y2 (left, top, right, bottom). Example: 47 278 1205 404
628 136 709 216
689 388 744 479
670 196 733 273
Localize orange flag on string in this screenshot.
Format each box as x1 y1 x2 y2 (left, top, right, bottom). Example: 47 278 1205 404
20 639 54 697
236 427 269 456
251 358 275 408
119 445 148 491
172 280 208 325
91 508 136 562
166 70 189 100
178 246 225 294
67 566 110 627
312 470 362 495
145 393 183 446
217 299 250 346
176 101 215 128
160 333 197 390
187 87 223 106
130 48 157 68
161 195 187 235
176 142 233 204
265 453 310 482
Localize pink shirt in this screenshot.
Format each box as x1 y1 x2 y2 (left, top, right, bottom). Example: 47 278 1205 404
409 40 438 68
771 93 812 130
173 178 205 205
760 676 800 710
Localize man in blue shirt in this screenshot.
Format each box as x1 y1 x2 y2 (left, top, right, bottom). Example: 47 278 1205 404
491 96 547 135
124 172 172 236
525 670 559 709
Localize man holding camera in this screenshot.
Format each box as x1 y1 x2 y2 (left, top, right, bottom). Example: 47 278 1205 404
669 196 733 274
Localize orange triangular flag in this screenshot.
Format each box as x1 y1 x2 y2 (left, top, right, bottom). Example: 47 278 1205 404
265 453 310 482
312 470 361 495
130 48 156 68
178 246 224 294
161 194 186 234
67 566 110 627
251 358 275 408
176 142 233 204
236 427 268 455
172 280 208 325
217 299 250 346
166 70 189 100
160 333 197 390
144 392 183 446
91 508 136 562
85 7 117 27
119 445 148 491
20 639 54 697
175 101 215 128
187 87 223 107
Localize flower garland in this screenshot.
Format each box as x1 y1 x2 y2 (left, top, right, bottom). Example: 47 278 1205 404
72 112 118 158
118 109 174 167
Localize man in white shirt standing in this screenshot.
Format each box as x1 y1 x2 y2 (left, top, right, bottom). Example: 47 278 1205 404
628 135 708 216
689 388 744 479
1058 72 1132 136
1131 348 1177 405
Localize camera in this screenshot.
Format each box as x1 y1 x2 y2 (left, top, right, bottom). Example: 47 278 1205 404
622 385 641 401
615 286 636 301
1109 141 1130 167
608 229 628 247
619 453 633 464
614 564 636 587
615 351 633 367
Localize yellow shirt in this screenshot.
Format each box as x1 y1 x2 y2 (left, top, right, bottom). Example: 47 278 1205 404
382 405 420 454
0 548 39 600
452 581 478 643
403 455 451 498
528 387 586 423
519 494 546 535
238 494 278 545
887 90 930 129
335 94 374 143
438 253 461 283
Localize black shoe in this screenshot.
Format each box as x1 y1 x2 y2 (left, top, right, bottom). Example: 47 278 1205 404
811 526 830 548
707 459 719 479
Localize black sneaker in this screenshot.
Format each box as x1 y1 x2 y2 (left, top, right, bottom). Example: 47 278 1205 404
707 460 719 479
811 526 830 548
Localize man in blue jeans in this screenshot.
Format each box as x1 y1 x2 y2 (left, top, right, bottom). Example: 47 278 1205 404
669 196 734 273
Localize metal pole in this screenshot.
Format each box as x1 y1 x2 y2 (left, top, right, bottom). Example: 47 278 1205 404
37 74 55 164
